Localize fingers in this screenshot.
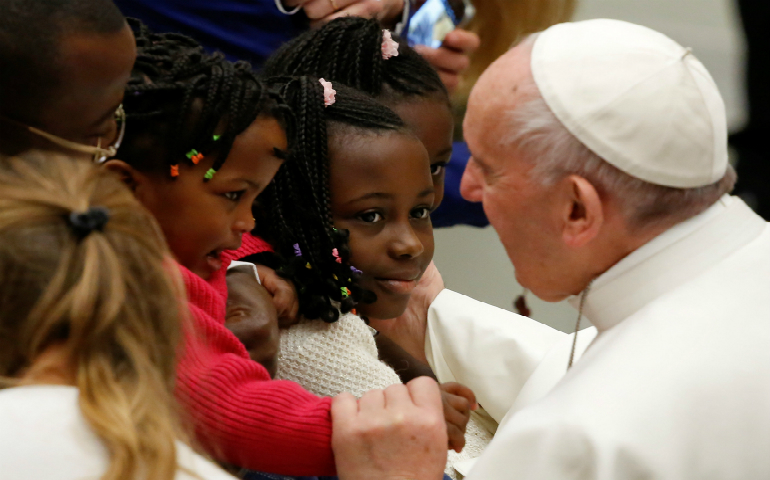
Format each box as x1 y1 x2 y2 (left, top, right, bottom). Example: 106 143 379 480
441 390 470 452
442 29 481 55
314 1 384 25
302 0 366 19
447 423 467 453
440 382 478 410
332 392 360 431
415 45 471 75
383 382 412 410
406 376 443 410
358 388 385 415
256 266 300 326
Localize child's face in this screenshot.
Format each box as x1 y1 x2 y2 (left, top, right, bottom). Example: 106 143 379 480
329 131 435 320
389 98 454 208
125 116 286 279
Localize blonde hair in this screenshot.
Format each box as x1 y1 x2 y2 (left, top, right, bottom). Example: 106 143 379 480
455 0 577 102
0 152 189 480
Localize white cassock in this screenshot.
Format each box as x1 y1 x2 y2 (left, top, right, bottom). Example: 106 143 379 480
426 195 770 479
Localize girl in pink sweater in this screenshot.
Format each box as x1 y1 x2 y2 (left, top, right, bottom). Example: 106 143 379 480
102 21 470 477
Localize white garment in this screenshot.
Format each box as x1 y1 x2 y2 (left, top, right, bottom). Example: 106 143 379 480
276 313 493 478
427 195 770 479
0 385 235 480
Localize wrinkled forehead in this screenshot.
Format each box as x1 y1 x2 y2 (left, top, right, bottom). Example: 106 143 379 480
464 42 537 157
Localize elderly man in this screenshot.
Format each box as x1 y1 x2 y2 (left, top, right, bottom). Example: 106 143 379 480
373 18 770 479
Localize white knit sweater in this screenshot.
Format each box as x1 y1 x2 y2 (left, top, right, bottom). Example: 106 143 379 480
276 313 493 479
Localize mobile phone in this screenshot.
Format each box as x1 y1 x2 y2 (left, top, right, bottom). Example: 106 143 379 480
407 0 475 48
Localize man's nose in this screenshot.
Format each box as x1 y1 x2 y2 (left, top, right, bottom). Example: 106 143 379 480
460 158 483 202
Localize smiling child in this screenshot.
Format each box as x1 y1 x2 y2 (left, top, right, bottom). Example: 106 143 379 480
258 77 489 479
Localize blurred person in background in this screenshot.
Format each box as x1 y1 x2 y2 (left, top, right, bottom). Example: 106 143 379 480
729 0 770 220
432 0 577 227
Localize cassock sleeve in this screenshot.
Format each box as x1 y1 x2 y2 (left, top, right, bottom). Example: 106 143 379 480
425 289 567 423
464 417 650 480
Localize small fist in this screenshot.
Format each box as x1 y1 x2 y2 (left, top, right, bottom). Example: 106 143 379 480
256 265 300 327
440 382 478 453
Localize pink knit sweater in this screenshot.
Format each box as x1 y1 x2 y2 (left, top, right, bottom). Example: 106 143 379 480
175 233 336 475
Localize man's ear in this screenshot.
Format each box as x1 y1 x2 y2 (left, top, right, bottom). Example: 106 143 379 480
102 159 140 191
561 174 603 248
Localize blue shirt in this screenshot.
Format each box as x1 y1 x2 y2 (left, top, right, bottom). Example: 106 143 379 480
114 0 309 70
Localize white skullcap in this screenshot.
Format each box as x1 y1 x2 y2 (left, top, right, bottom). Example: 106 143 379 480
531 19 728 188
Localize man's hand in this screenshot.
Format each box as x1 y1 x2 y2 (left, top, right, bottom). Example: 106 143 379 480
256 265 300 328
369 262 445 364
226 266 280 377
283 0 405 26
440 382 478 453
415 29 480 94
332 377 448 480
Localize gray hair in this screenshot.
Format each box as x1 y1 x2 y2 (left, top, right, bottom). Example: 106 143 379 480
502 81 736 232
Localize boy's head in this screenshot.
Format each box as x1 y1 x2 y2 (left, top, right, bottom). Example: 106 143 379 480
0 0 134 155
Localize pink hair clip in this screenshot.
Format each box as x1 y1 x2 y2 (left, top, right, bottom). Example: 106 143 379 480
319 78 336 107
381 30 399 60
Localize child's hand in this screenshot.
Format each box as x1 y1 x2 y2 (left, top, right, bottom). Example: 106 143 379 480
256 265 300 327
226 266 280 377
440 382 478 453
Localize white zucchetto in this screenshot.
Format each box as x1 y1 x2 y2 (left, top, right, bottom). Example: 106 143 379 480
531 19 728 188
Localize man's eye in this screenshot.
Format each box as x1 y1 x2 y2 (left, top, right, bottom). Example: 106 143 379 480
430 162 447 176
224 191 245 202
411 207 431 220
358 211 383 223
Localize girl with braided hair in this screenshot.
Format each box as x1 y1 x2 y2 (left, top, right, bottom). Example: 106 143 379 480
256 76 483 479
103 20 339 477
103 21 463 479
262 16 454 209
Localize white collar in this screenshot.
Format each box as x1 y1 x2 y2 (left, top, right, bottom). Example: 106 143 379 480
568 195 766 332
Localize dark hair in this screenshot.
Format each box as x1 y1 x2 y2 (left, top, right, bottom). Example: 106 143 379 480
0 0 126 118
119 19 291 177
261 17 448 105
259 76 408 323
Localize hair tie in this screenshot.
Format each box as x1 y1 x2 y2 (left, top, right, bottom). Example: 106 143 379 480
319 78 336 106
66 206 110 240
293 243 302 257
381 30 399 60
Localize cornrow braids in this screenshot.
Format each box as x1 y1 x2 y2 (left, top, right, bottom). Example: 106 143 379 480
259 76 408 324
119 19 291 177
261 17 448 105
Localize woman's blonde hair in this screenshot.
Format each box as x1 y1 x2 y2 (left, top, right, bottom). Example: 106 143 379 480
0 152 188 480
455 0 577 102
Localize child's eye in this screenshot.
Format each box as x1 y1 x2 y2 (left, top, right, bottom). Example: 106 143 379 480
358 211 383 223
223 191 245 202
411 207 431 220
430 162 448 176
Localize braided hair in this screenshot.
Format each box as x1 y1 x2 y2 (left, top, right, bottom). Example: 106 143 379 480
119 19 291 176
261 17 448 105
259 76 409 323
